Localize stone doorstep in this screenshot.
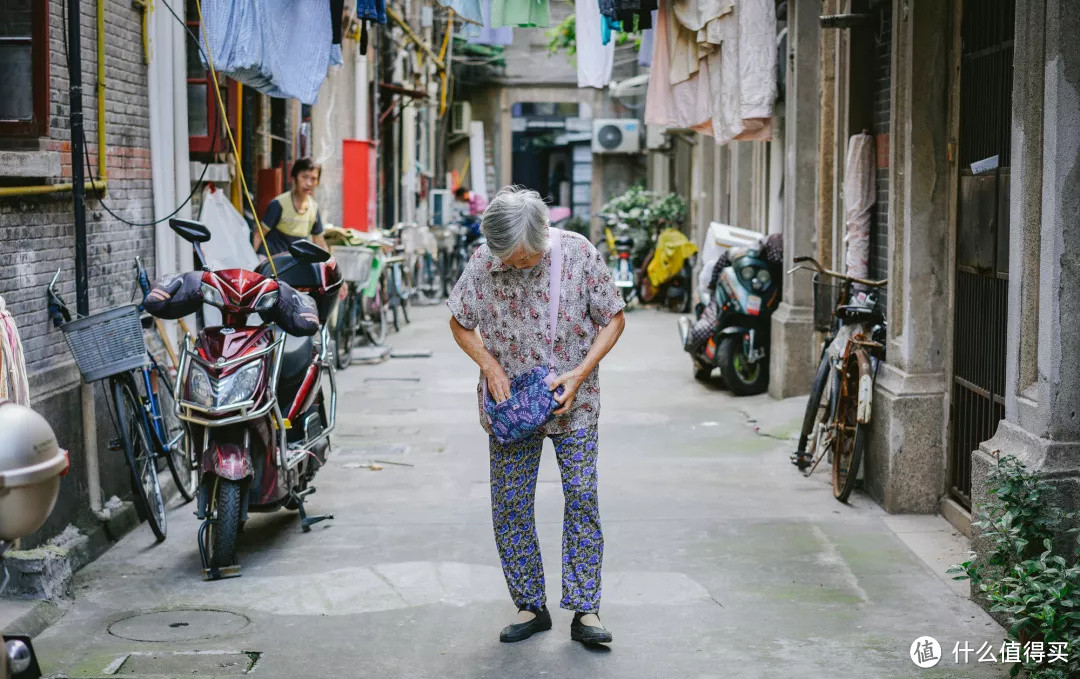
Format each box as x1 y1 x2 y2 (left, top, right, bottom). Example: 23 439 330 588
881 513 975 600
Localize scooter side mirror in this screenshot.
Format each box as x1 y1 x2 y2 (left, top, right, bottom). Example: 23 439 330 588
169 219 212 243
288 240 331 264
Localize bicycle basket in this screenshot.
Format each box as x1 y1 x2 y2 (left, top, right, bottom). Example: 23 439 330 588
812 274 841 333
331 246 374 285
60 304 149 382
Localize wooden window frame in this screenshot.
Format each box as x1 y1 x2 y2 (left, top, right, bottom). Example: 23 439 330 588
0 0 50 138
186 11 237 154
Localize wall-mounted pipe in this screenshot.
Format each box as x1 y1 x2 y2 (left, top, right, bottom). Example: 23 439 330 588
0 0 108 199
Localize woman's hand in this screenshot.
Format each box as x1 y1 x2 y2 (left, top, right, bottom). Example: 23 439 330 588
483 361 512 403
550 367 587 415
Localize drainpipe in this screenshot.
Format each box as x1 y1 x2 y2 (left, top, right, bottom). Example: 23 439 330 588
355 45 368 139
68 0 103 513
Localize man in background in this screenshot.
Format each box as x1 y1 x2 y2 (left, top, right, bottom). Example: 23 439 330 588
252 158 328 259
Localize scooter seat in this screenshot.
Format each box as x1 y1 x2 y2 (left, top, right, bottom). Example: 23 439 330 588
279 332 315 384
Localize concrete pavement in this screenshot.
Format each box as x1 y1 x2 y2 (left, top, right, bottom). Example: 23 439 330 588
35 305 1008 678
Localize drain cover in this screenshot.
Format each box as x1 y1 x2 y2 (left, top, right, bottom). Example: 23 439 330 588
104 650 260 676
108 609 250 642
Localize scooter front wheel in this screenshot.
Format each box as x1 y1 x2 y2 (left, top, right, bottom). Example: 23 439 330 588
718 335 769 396
206 477 242 570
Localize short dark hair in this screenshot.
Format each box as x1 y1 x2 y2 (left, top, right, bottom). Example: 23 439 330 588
291 157 321 180
454 187 468 200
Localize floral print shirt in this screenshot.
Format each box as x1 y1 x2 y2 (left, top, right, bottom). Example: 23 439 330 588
447 229 626 435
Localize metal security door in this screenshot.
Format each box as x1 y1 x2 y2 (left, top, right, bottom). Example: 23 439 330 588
949 0 1015 509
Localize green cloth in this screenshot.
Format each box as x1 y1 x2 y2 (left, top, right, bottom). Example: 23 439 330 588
490 0 549 27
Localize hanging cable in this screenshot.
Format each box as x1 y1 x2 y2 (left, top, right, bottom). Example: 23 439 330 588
64 0 216 227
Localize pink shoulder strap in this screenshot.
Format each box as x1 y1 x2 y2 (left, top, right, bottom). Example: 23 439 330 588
546 227 562 366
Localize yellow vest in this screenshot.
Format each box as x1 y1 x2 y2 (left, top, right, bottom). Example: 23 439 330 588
272 192 319 238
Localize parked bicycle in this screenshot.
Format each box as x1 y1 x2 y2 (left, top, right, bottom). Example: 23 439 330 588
788 256 887 503
381 223 413 332
47 262 196 543
331 243 390 369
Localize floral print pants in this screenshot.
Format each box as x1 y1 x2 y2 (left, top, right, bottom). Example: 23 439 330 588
489 427 603 613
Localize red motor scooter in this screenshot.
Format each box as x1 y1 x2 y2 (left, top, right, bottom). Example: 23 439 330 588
152 219 342 579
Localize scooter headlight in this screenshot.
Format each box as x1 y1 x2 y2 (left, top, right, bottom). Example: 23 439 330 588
253 289 279 312
200 282 225 307
751 269 772 292
186 365 213 407
217 361 262 407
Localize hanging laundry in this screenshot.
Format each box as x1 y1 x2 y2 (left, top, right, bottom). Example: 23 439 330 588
644 0 775 144
466 0 514 44
575 0 614 88
842 133 875 279
601 14 622 46
614 0 656 29
638 10 657 67
199 0 345 105
490 0 549 28
645 0 712 129
356 0 387 24
435 0 484 26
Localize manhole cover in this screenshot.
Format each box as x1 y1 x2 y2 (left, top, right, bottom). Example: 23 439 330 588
108 609 250 642
104 651 260 676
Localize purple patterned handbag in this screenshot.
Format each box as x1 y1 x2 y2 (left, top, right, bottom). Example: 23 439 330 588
482 228 565 444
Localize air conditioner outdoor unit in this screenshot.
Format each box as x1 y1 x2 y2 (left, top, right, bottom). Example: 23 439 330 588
591 119 641 154
451 101 472 136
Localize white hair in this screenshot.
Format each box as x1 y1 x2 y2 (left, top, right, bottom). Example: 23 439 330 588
480 186 550 260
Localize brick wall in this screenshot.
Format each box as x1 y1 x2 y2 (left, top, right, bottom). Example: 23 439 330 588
0 0 157 545
870 5 892 291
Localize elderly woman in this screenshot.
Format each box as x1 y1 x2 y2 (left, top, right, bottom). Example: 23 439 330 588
448 187 626 645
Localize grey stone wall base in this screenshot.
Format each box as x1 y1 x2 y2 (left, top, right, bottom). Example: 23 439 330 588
0 600 63 638
768 303 816 399
2 500 138 602
867 379 946 513
968 421 1080 626
974 420 1080 522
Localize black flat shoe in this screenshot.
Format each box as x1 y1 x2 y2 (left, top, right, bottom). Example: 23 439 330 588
571 612 613 644
499 606 552 643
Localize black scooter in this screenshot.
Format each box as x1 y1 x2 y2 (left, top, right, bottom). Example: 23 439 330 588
679 242 782 395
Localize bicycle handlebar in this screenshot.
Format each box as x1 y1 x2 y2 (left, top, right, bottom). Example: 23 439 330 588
787 255 888 288
46 268 71 327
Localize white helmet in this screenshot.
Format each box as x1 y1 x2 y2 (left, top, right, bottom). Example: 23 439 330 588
0 401 68 541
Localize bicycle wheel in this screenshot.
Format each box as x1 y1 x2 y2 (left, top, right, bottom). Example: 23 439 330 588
386 270 401 333
361 286 388 345
335 287 357 369
832 349 867 503
794 351 831 470
112 375 167 541
151 359 195 503
397 264 412 324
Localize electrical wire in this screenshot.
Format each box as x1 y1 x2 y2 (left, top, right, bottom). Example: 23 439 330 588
63 0 216 227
